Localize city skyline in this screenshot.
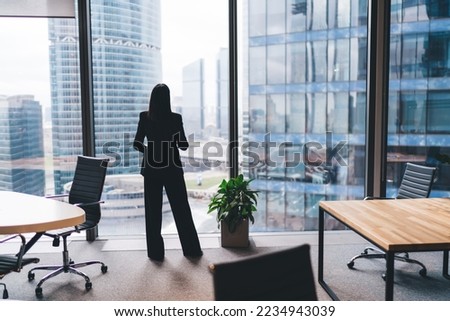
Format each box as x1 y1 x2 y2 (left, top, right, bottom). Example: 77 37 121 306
0 0 228 111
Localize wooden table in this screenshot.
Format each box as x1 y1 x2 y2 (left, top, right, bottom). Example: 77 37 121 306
0 191 85 253
318 198 450 301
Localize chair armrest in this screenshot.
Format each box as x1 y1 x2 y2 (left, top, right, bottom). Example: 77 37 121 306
0 233 26 245
0 234 27 268
364 196 395 200
73 200 105 207
43 201 105 243
45 195 104 207
45 193 69 199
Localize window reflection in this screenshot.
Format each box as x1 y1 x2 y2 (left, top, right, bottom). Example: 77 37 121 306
287 42 307 83
249 0 266 37
309 0 328 30
289 0 307 32
424 32 450 78
328 92 349 134
310 41 327 82
267 0 286 35
267 44 286 84
266 94 285 133
427 91 450 133
400 91 426 134
287 93 306 133
307 93 326 133
249 47 266 85
329 38 350 81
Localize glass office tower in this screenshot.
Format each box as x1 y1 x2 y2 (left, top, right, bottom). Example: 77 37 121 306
182 59 205 138
387 1 450 193
49 0 161 193
217 47 229 139
0 95 45 195
243 0 450 232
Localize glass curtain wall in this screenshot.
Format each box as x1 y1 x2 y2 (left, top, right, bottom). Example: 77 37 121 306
0 1 228 237
86 0 228 236
387 1 450 196
242 0 368 232
5 1 448 236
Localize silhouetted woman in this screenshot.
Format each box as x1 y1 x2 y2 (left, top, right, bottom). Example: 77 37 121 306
133 83 202 261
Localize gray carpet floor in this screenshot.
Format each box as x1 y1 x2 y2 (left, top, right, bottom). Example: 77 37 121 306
2 232 449 301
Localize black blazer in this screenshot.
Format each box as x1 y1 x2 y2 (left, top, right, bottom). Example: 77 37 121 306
133 112 189 171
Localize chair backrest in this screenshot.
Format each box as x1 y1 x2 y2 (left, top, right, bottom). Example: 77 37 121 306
209 244 317 301
69 156 109 226
396 162 436 199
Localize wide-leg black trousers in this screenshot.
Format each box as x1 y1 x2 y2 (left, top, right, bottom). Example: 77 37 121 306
143 167 202 259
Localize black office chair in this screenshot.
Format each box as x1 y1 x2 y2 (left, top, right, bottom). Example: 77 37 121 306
209 244 317 301
27 156 109 298
0 234 40 299
347 162 436 277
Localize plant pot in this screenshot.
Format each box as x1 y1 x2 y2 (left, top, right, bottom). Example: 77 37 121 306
220 219 249 248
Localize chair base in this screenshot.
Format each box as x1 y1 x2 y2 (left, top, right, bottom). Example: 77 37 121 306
28 260 108 298
347 246 427 278
27 235 107 298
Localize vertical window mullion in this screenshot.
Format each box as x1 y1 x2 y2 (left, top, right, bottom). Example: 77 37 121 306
365 0 391 197
229 0 239 178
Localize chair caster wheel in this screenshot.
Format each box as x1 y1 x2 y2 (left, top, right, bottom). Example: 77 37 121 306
85 282 92 291
101 265 108 273
28 272 35 281
381 273 386 281
419 268 427 277
347 261 355 269
2 289 9 299
35 287 43 298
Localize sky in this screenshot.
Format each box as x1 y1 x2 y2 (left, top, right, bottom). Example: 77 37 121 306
161 0 228 101
0 0 228 109
0 18 51 106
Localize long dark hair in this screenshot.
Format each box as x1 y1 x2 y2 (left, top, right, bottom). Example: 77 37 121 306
148 83 172 121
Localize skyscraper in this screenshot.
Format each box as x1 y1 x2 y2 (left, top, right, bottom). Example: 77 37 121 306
182 58 205 139
216 48 228 139
244 0 450 232
49 0 161 192
0 95 45 195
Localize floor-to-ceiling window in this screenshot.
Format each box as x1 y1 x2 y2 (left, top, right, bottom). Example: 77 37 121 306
242 0 368 232
49 1 165 235
0 16 80 199
86 0 229 236
0 1 228 237
3 1 448 237
387 1 450 197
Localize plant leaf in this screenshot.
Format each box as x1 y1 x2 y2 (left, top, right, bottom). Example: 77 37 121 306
207 174 259 228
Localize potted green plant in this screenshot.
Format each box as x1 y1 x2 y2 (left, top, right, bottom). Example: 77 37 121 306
207 174 259 248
